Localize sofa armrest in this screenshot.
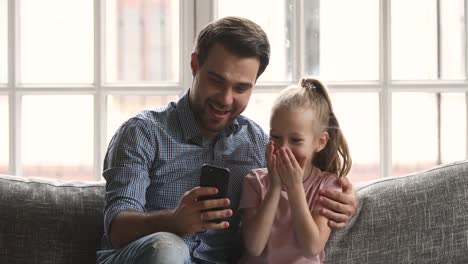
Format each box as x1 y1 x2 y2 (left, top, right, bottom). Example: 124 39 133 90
325 160 468 264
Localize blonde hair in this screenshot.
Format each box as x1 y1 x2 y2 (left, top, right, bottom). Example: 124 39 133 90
271 77 352 177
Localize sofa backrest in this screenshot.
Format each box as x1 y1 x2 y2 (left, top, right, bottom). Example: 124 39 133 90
0 175 105 264
325 160 468 264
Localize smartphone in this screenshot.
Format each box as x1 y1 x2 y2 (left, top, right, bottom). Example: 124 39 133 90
199 164 230 202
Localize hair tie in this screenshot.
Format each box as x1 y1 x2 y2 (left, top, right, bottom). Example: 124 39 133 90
301 79 316 90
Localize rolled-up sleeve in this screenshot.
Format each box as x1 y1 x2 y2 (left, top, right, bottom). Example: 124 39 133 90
102 118 156 238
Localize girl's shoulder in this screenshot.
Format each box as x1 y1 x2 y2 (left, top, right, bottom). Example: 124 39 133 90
244 168 269 187
245 168 269 181
309 167 341 191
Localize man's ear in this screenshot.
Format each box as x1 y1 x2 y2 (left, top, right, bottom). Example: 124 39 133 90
190 52 199 77
316 131 329 152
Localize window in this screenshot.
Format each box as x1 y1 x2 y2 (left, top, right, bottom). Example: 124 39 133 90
3 0 186 181
106 95 178 142
441 93 466 163
21 95 94 179
215 0 467 182
2 0 467 182
392 0 466 80
20 0 94 84
0 0 6 83
331 93 380 182
218 0 294 82
314 0 379 81
105 0 179 82
1 0 7 174
0 96 7 174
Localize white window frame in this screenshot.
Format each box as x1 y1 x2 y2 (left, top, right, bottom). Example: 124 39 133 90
3 0 468 180
6 0 195 179
202 0 468 177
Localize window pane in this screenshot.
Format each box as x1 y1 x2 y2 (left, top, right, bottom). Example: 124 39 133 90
20 0 93 84
440 0 466 80
217 0 293 82
314 0 379 81
0 0 7 83
392 93 438 176
441 93 466 163
107 95 179 142
392 0 438 80
0 96 8 174
331 93 380 182
243 92 278 132
22 95 94 180
106 0 179 83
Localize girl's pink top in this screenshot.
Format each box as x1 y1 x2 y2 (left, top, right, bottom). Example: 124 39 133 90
238 167 341 264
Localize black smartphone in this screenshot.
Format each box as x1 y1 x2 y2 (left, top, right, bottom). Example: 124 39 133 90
199 164 230 202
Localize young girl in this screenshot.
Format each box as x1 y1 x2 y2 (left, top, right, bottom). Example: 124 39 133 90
238 77 352 264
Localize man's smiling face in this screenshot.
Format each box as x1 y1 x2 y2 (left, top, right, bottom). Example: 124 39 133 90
189 43 260 139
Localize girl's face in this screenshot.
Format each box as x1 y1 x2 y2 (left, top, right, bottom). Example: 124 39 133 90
269 107 328 172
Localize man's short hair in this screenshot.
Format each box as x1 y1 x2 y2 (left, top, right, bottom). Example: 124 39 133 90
193 16 271 79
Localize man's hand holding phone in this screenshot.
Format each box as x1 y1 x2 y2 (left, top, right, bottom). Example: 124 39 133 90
170 164 232 236
199 164 231 223
171 186 232 236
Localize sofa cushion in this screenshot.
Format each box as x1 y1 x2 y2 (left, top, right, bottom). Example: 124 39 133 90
325 160 468 264
0 174 105 264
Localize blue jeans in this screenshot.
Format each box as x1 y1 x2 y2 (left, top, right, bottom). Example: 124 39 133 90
98 232 191 264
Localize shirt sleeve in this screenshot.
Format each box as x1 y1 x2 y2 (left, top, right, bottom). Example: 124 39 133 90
102 117 156 239
239 170 264 210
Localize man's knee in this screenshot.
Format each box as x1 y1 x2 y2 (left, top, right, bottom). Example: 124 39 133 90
136 232 190 263
142 232 188 252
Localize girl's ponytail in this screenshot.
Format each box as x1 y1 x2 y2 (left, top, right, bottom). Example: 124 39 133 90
300 77 352 177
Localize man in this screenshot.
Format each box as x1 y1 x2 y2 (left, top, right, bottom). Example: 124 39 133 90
97 16 357 264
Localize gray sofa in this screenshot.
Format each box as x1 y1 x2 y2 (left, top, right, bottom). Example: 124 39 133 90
325 160 468 263
1 160 467 264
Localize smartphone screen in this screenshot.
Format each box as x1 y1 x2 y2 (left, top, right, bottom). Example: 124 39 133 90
199 164 230 201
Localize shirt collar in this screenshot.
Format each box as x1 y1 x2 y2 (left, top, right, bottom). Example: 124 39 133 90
176 91 240 143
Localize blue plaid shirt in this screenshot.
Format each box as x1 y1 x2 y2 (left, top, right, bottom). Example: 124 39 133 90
98 92 268 263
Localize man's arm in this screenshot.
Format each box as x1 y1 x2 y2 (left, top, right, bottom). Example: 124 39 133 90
110 210 173 249
109 186 233 248
318 176 358 229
